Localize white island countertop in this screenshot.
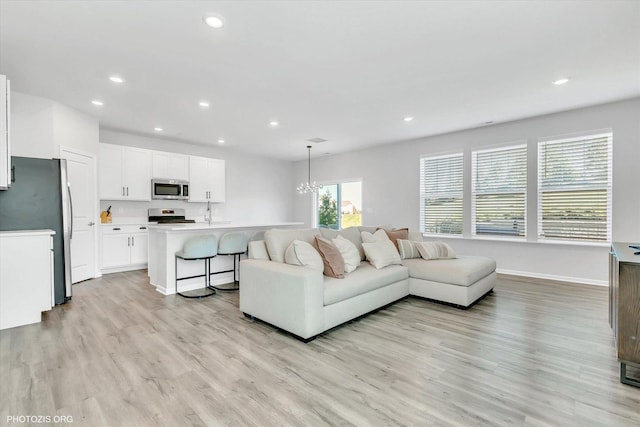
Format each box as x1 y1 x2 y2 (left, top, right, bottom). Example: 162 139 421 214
147 221 303 295
148 221 303 232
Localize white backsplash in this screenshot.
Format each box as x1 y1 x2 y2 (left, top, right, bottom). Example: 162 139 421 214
99 200 226 223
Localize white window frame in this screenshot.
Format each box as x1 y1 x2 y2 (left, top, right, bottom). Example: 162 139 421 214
537 131 612 243
420 152 464 236
314 180 363 230
471 143 527 239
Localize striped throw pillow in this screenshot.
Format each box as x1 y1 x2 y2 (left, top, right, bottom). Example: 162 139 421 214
397 239 421 259
415 241 457 260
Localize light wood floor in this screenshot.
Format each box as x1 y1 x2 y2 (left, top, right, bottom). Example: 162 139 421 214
1 271 639 427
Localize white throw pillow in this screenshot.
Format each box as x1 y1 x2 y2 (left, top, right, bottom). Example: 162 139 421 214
362 240 402 269
361 229 390 243
332 235 361 273
397 239 421 259
415 241 457 260
284 240 324 271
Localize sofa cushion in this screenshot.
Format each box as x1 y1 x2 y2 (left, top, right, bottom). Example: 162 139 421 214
402 256 496 287
320 226 365 261
313 235 345 278
361 229 390 243
284 240 323 272
324 262 409 305
332 235 361 273
264 228 318 263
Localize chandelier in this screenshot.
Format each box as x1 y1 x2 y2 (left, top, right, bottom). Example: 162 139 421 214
297 145 322 194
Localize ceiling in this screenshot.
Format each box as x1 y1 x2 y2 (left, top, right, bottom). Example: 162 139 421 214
1 1 639 161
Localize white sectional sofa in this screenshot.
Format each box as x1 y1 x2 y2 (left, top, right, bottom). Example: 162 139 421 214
239 227 496 341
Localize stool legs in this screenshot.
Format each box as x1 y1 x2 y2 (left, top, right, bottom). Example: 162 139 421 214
211 252 243 291
175 255 216 299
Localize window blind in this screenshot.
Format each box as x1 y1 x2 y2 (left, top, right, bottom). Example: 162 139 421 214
538 132 612 241
420 153 463 234
472 144 527 237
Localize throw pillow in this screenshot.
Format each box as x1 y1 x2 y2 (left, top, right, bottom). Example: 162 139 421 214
361 229 390 243
396 239 421 259
313 235 345 278
332 235 361 273
362 240 402 269
415 241 457 260
378 227 409 250
284 240 324 272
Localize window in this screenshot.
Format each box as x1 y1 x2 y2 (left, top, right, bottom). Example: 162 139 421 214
472 144 527 237
538 132 612 242
420 153 463 235
316 181 362 229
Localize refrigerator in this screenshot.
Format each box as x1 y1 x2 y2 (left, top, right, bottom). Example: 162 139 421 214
0 156 72 304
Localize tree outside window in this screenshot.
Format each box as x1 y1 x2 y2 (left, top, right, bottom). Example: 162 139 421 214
316 181 362 229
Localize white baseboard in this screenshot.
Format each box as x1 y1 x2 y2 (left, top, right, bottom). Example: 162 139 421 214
496 268 607 287
154 273 235 295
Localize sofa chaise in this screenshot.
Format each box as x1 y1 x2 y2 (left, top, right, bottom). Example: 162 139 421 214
239 227 496 341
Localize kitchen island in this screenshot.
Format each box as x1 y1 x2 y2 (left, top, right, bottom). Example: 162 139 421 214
148 222 302 295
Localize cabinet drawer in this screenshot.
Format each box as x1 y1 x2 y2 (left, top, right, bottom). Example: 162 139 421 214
102 224 149 235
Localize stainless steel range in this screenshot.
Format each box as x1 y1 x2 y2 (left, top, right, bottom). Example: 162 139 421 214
148 208 196 224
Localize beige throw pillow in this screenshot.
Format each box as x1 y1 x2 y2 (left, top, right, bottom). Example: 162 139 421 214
313 235 345 278
332 235 361 273
415 241 457 260
377 227 409 251
284 240 324 272
362 240 402 269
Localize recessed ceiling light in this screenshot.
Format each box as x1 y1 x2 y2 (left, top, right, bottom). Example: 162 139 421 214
269 121 279 127
552 78 569 85
217 139 225 144
204 15 224 28
403 116 414 122
199 101 210 108
154 127 163 132
91 100 104 106
109 76 125 84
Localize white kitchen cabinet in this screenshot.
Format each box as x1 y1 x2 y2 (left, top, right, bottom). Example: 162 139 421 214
100 224 149 273
188 156 225 203
152 151 189 180
98 143 152 200
0 230 54 330
0 74 10 190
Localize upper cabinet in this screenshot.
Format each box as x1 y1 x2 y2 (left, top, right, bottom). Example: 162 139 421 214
0 75 10 190
188 156 225 203
152 151 189 181
99 143 152 200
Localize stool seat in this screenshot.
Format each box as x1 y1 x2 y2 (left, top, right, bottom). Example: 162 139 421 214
211 231 249 291
218 231 249 255
175 235 218 298
176 235 218 260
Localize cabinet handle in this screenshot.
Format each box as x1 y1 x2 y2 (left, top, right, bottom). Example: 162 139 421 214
113 227 121 231
132 236 135 246
126 187 129 196
139 226 147 230
122 186 125 196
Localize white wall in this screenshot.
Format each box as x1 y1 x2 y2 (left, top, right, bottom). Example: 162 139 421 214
293 97 640 285
99 129 294 223
11 92 99 159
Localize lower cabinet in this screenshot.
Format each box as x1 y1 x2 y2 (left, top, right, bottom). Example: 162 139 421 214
101 225 149 273
0 230 54 330
610 242 640 388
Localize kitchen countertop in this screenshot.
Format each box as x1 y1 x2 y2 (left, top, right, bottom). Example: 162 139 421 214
147 221 303 232
0 229 56 237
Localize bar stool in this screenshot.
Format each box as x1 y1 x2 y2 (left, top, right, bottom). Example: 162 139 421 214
175 235 218 298
211 231 249 291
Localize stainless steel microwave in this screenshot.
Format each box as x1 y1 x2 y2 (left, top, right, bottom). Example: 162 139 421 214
151 179 189 200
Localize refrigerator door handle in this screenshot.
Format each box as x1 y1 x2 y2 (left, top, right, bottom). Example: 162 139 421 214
67 182 74 240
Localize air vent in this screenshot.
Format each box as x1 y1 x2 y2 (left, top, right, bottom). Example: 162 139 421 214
307 137 327 143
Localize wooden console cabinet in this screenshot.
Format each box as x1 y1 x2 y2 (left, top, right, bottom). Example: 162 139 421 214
609 242 640 387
